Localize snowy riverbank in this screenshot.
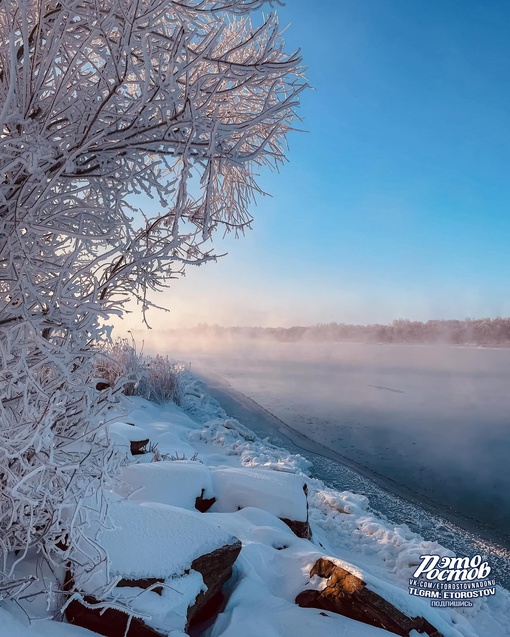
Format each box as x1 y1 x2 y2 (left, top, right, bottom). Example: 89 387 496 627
195 368 510 591
149 339 510 550
2 368 510 636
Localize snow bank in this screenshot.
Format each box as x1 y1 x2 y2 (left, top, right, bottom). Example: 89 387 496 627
190 417 312 474
117 461 214 510
209 575 397 637
210 466 308 522
0 608 98 637
100 500 235 579
107 422 148 443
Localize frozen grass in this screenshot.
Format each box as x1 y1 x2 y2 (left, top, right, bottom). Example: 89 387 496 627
96 339 181 405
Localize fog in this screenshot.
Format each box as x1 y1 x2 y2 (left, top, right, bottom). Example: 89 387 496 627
139 331 510 543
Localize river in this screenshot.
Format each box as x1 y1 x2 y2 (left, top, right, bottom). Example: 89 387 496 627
151 337 510 587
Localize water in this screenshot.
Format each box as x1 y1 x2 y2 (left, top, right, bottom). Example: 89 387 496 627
180 341 510 542
150 337 510 585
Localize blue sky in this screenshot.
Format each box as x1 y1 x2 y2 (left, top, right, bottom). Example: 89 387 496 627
122 0 510 331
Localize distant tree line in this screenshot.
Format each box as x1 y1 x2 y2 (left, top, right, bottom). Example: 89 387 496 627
177 318 510 346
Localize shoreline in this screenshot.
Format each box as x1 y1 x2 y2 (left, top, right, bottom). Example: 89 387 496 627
195 367 510 588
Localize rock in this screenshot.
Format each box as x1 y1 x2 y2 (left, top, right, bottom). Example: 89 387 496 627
117 577 164 595
295 558 442 637
187 540 242 630
108 422 151 456
65 598 165 637
117 462 215 511
195 489 216 513
280 516 312 539
64 573 165 637
281 483 312 539
130 438 149 455
65 540 242 637
210 467 311 539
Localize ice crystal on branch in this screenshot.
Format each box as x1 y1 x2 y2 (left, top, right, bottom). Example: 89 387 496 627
0 0 304 600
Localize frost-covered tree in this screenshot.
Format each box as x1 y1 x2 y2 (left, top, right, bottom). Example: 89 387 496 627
0 0 304 598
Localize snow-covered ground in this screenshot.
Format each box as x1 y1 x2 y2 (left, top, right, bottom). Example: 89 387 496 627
3 367 509 636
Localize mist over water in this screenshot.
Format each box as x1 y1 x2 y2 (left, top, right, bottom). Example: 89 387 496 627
141 332 510 543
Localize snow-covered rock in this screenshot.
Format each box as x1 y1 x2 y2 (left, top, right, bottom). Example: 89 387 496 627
101 500 236 580
117 461 214 511
67 499 242 635
210 466 307 520
295 557 441 637
107 421 150 456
